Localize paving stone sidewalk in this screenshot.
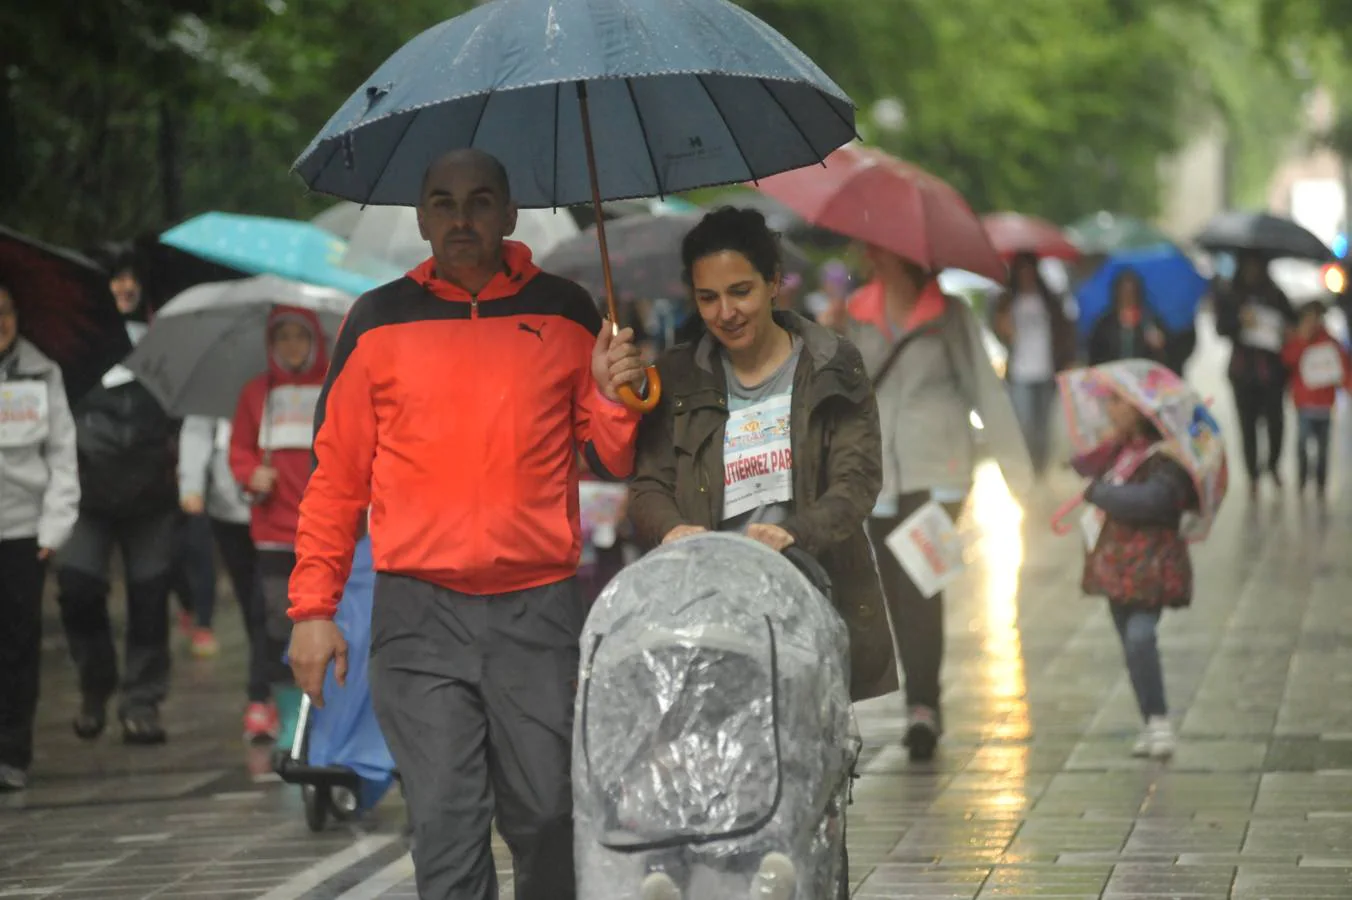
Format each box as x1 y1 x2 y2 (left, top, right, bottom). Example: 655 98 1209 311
3 322 1352 898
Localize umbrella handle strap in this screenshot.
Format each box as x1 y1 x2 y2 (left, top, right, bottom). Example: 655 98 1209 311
617 366 661 413
1050 492 1086 536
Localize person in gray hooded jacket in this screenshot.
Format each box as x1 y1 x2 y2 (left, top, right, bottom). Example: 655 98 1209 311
0 282 80 791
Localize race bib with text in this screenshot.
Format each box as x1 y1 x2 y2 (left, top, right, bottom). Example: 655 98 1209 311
259 385 322 451
1299 343 1344 390
0 380 49 448
722 393 794 520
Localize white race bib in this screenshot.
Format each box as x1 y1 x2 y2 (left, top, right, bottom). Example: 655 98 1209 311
722 393 794 520
259 385 321 451
0 380 49 448
1240 305 1285 353
1299 343 1344 390
884 500 965 599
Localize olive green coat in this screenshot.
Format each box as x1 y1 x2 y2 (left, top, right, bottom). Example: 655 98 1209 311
628 311 899 700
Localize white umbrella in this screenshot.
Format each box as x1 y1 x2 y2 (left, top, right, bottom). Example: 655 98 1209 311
126 275 355 419
320 202 582 274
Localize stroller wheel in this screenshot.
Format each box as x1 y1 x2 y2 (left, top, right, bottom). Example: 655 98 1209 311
331 786 359 821
303 785 330 832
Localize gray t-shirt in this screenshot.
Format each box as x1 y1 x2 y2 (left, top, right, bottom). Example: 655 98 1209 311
719 338 802 531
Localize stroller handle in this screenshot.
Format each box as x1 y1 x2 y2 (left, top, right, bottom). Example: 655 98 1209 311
1050 492 1087 536
781 545 833 600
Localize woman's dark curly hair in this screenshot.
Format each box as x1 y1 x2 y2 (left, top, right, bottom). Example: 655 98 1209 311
681 206 782 286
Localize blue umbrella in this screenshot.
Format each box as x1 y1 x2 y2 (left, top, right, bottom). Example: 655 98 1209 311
1074 244 1208 337
292 0 856 412
160 212 400 297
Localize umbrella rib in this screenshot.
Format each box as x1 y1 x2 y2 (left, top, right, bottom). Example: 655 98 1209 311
624 78 665 200
363 106 425 207
694 74 755 186
754 79 828 172
552 82 561 210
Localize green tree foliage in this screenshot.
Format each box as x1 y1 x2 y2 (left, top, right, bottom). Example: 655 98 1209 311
0 0 1315 247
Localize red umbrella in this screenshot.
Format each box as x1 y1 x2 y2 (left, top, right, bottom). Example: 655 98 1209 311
982 212 1080 261
0 226 130 403
752 144 1006 281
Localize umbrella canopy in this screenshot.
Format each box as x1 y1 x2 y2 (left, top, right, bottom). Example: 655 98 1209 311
0 226 130 402
754 145 1006 281
160 213 399 297
1073 244 1209 336
327 202 580 274
538 213 811 305
125 275 356 418
1195 211 1333 262
1058 360 1227 541
292 0 855 209
982 212 1080 261
1066 212 1172 256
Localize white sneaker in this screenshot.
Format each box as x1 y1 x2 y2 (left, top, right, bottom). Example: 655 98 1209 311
641 870 682 900
1147 716 1175 759
750 852 797 900
1131 728 1152 758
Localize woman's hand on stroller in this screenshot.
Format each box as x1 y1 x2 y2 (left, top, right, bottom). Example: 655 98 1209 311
662 524 708 543
746 523 795 552
289 620 349 709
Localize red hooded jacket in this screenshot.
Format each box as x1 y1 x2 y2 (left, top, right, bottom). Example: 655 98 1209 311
230 306 330 548
1281 327 1351 411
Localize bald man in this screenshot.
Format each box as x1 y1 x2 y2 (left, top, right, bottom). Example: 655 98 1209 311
287 149 646 900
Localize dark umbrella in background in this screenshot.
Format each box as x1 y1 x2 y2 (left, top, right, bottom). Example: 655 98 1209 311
0 226 131 402
539 213 812 306
291 0 858 411
1066 212 1173 256
1195 211 1333 262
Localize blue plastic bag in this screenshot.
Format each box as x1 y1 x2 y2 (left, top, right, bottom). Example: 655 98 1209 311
306 537 396 809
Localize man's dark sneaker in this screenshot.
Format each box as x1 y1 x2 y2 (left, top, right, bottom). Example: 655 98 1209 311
121 708 167 745
73 695 107 741
903 705 939 761
0 765 28 792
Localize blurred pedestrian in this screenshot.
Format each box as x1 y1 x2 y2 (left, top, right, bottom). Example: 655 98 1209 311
285 149 644 900
823 243 1031 760
1070 390 1198 759
170 489 220 657
1087 269 1168 366
179 416 264 736
991 252 1076 477
0 283 79 791
230 306 330 748
57 247 179 745
1280 302 1350 499
1214 251 1296 494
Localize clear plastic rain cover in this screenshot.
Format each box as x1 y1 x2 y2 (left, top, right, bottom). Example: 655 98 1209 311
574 533 860 899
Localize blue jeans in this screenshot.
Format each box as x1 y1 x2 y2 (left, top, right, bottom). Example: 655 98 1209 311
1110 605 1166 719
172 513 218 628
1008 379 1057 475
1297 411 1332 490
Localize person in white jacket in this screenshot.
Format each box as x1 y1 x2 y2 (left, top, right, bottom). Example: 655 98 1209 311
177 416 268 740
0 283 80 791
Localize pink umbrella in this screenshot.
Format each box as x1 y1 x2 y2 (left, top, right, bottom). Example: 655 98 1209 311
981 212 1081 262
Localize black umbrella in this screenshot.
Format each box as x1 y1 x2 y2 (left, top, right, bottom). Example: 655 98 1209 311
0 226 131 402
1195 211 1333 262
539 213 812 306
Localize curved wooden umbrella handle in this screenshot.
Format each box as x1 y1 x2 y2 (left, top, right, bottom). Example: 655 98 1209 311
618 366 661 413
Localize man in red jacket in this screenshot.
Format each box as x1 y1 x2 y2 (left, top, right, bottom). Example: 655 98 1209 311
287 149 645 900
230 306 329 744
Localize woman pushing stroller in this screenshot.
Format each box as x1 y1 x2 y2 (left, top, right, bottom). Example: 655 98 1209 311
624 207 895 898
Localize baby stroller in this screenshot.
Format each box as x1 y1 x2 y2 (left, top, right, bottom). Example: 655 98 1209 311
574 533 860 900
274 537 398 831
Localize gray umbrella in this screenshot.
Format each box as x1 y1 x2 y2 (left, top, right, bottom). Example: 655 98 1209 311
1195 211 1333 262
126 275 355 419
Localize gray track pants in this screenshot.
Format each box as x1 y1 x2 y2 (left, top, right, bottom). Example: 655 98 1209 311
369 574 585 900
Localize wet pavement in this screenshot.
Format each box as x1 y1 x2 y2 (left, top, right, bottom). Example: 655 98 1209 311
4 314 1352 898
